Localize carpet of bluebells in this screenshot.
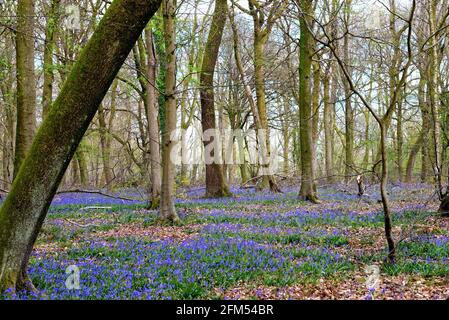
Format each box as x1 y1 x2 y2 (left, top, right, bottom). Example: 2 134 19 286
1 183 448 300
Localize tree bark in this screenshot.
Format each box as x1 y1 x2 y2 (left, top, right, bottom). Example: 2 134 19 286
134 30 162 208
246 1 284 193
98 104 114 186
0 0 163 292
159 0 180 223
200 0 231 198
42 0 61 119
144 29 162 208
323 70 334 183
405 131 424 183
342 0 354 182
298 0 319 203
14 0 37 179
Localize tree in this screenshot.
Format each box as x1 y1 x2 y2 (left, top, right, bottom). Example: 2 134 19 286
0 0 163 293
42 0 61 119
313 0 417 263
159 0 180 223
297 0 319 203
200 0 231 198
342 0 354 183
133 29 162 208
14 0 37 178
233 0 286 192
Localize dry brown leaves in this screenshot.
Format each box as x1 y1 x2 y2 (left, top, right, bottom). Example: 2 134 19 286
215 273 449 300
91 223 203 242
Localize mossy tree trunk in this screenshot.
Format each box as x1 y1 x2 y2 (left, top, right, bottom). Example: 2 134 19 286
0 33 16 190
200 0 231 198
14 0 37 179
0 0 163 293
159 0 180 223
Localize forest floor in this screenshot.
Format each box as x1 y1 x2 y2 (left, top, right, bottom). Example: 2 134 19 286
1 182 448 300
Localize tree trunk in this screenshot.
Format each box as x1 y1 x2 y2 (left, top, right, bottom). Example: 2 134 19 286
323 71 334 183
0 0 163 293
159 0 180 223
14 0 37 179
134 33 161 206
311 61 320 188
342 20 354 183
298 0 318 203
76 141 89 186
98 104 114 185
42 0 61 119
405 131 424 183
146 29 162 208
0 34 15 190
282 99 290 176
380 124 396 263
200 0 231 198
248 3 282 193
396 99 403 181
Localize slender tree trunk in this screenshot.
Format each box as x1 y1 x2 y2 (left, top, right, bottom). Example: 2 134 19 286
0 34 15 190
420 79 430 182
342 19 354 182
428 0 442 197
396 98 403 181
159 0 180 223
200 0 231 198
76 142 89 186
14 0 37 179
380 124 396 263
42 0 61 119
248 2 284 193
282 99 290 176
145 29 162 208
311 61 320 188
323 71 334 183
0 0 163 292
98 104 113 185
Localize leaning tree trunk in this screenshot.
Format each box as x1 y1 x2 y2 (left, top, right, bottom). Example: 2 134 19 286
14 0 37 179
159 0 180 223
0 0 163 293
200 0 231 198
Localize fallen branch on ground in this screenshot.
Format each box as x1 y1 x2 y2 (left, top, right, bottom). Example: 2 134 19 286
56 189 142 202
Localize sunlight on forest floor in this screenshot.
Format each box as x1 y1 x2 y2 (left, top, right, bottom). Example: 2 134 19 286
1 183 448 300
